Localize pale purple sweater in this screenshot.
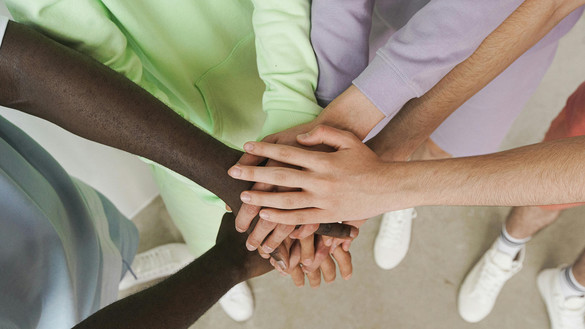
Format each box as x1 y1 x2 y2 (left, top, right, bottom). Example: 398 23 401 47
311 0 582 118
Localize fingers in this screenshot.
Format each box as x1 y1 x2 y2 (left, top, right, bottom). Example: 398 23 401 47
332 247 353 280
238 190 314 210
235 201 261 233
306 267 322 288
261 224 296 254
290 265 305 287
245 218 277 251
299 235 315 267
287 241 305 287
288 239 301 269
289 224 319 240
320 255 337 284
296 125 361 150
302 236 330 273
341 239 352 252
240 141 323 168
228 165 307 189
314 223 359 239
258 209 362 236
238 143 270 166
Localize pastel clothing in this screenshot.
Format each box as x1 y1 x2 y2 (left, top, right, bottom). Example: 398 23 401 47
0 19 138 327
311 0 584 156
540 81 585 211
6 0 321 257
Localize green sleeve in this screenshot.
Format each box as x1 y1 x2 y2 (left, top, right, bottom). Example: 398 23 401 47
6 0 171 106
250 0 322 139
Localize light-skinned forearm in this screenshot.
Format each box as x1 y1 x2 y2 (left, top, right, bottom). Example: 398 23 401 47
389 136 585 209
316 85 385 141
368 0 585 161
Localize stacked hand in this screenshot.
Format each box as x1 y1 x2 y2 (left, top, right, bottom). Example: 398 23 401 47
228 124 387 287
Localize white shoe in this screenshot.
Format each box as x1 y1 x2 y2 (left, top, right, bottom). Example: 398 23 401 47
374 208 416 270
538 267 585 329
458 241 524 323
219 282 254 322
119 243 195 290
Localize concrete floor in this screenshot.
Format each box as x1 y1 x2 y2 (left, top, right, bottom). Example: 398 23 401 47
128 14 585 329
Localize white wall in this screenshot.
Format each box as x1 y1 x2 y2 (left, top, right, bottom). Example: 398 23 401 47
0 2 160 218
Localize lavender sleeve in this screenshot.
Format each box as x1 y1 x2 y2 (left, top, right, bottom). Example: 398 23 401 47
311 0 374 107
353 0 528 118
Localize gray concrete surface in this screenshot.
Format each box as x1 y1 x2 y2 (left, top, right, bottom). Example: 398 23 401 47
129 14 585 329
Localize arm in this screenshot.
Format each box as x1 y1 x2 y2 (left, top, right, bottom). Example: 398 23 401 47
0 20 246 212
368 0 585 161
74 213 272 329
0 21 355 237
229 126 585 224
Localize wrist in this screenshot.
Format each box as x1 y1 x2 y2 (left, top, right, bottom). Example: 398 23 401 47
316 85 385 140
213 242 249 284
377 161 430 211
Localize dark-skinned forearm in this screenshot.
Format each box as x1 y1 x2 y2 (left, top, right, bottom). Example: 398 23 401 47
74 237 244 328
0 21 352 237
0 21 251 211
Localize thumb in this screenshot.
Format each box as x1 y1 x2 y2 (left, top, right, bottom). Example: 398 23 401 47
296 125 359 150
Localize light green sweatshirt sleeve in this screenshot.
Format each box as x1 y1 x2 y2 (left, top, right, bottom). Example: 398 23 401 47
250 0 322 139
6 0 171 107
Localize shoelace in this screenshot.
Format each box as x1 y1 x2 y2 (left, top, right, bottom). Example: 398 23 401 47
558 296 585 329
379 209 417 246
475 259 509 301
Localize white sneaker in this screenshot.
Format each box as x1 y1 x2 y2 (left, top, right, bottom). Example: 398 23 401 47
219 282 254 322
374 208 416 270
458 241 524 323
538 267 585 329
119 243 195 290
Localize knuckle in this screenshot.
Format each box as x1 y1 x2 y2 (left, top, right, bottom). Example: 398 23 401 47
277 148 291 160
271 168 289 184
283 196 295 208
258 219 277 230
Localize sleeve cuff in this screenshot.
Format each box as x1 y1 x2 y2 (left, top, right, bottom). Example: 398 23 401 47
353 55 419 119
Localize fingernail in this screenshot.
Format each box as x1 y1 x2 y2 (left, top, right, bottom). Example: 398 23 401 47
350 228 358 238
276 260 287 271
302 259 312 266
235 226 246 233
240 192 251 203
228 166 241 177
302 267 310 273
344 273 352 280
259 211 270 220
325 239 332 247
244 143 254 152
262 245 274 253
246 242 256 251
298 133 310 140
331 244 338 253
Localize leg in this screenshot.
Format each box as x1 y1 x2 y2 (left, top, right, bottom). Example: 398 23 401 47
537 246 585 328
573 248 585 286
504 206 561 240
